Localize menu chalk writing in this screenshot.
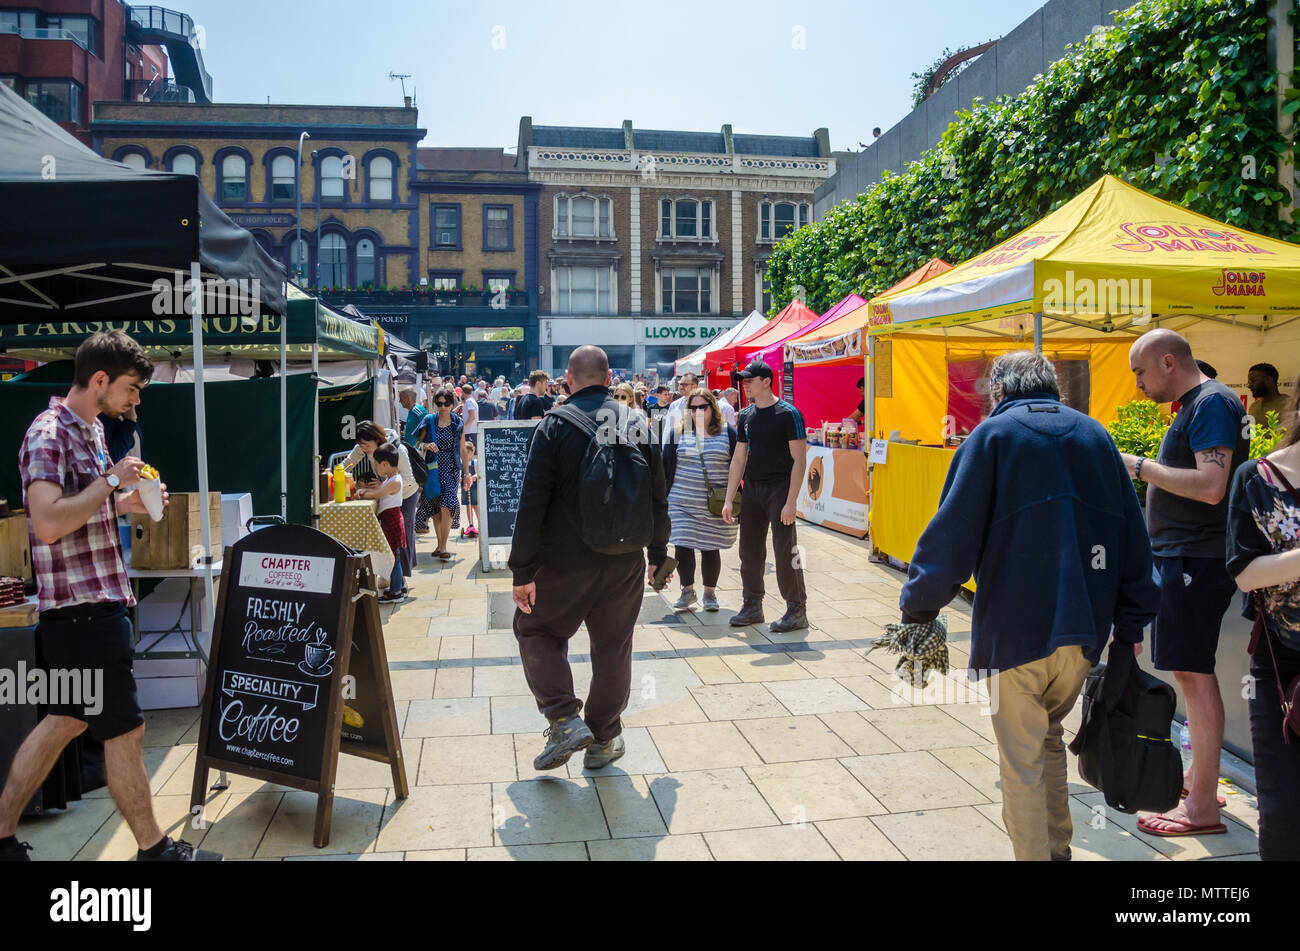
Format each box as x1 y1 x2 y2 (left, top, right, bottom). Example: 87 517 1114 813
480 422 535 540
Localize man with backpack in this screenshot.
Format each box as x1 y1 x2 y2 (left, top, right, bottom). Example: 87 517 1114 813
509 346 670 771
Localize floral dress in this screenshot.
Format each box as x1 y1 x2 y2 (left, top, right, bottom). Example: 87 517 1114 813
1227 458 1300 648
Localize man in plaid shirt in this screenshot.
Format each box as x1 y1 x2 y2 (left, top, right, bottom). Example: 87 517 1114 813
0 331 220 862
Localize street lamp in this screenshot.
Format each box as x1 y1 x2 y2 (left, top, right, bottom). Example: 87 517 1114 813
295 131 310 284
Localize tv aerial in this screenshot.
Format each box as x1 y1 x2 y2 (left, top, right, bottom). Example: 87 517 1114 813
389 71 412 101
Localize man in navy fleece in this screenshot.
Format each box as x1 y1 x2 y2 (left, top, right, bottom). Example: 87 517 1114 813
899 350 1159 861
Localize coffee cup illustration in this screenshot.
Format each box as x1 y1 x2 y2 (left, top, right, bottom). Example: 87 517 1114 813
303 643 335 671
807 457 824 500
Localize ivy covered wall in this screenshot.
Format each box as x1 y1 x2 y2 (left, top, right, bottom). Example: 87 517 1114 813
768 0 1291 314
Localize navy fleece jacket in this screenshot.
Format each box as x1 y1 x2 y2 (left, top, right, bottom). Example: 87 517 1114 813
898 391 1159 674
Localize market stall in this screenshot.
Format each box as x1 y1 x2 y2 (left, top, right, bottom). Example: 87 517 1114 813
674 310 768 381
705 299 820 398
864 174 1300 572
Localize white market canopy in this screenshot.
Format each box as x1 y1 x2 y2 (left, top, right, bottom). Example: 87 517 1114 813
675 311 769 377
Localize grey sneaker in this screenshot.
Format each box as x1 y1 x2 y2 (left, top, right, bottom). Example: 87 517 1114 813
729 598 764 627
583 735 626 770
702 590 720 612
534 715 594 770
673 588 698 611
138 837 223 861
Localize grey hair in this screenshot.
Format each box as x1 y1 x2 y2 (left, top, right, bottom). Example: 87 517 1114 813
987 351 1059 403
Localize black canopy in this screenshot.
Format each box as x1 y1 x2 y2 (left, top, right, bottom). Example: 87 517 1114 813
0 82 285 321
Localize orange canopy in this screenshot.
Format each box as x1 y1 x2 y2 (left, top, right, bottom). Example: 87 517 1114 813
792 259 953 348
706 299 820 371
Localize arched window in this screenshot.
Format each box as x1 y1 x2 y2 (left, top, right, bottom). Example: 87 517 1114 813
271 154 296 201
221 154 247 201
120 151 147 170
288 238 309 284
170 153 196 176
319 234 347 288
369 156 392 201
321 155 344 200
356 239 376 286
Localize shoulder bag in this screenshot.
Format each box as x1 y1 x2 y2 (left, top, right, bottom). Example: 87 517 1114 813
694 434 741 520
1248 459 1300 742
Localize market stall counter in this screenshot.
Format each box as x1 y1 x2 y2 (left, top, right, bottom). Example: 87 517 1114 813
795 428 869 538
317 500 394 586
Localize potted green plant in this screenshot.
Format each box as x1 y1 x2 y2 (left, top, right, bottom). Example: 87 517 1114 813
1106 400 1170 505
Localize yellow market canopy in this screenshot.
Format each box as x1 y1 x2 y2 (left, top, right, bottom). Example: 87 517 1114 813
867 175 1300 338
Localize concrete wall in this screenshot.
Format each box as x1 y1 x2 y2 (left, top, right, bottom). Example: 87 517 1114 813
815 0 1134 217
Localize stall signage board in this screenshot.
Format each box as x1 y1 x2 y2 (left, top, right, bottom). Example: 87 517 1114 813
783 346 795 404
477 420 538 571
190 524 407 848
869 439 890 465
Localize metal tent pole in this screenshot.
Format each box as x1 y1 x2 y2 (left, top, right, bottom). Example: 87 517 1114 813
280 304 287 521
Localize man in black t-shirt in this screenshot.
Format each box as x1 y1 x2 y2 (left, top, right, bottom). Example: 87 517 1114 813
515 370 550 420
722 359 809 632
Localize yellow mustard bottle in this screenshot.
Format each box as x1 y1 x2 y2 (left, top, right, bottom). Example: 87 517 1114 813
333 463 347 504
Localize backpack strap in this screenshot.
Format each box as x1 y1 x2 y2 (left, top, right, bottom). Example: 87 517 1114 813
552 402 599 440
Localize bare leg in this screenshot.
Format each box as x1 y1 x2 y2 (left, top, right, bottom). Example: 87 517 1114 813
435 507 452 554
1144 671 1224 831
104 724 165 851
0 715 85 837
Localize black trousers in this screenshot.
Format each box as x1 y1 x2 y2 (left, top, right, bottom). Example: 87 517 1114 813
1249 633 1300 860
675 546 720 588
513 555 644 742
738 476 807 606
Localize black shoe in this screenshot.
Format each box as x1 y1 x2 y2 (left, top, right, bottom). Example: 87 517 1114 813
378 590 403 603
769 604 808 633
0 838 32 862
533 715 594 770
729 599 765 627
138 837 223 861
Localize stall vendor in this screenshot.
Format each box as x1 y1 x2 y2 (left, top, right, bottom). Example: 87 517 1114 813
851 377 865 424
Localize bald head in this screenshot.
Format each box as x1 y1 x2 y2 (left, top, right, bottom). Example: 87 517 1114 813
1129 329 1202 403
568 345 611 389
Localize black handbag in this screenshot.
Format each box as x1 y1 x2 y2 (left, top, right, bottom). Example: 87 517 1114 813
1067 641 1182 815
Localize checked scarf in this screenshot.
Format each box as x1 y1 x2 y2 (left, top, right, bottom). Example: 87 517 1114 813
867 615 949 687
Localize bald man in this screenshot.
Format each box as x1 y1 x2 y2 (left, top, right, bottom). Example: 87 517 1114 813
1120 329 1249 838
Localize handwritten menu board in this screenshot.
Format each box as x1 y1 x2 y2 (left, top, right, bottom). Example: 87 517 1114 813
479 422 536 541
191 524 406 848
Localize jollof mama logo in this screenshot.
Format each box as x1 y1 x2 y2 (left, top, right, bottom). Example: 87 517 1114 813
1211 269 1265 298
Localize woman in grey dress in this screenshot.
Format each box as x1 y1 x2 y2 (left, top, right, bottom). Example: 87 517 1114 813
662 388 738 612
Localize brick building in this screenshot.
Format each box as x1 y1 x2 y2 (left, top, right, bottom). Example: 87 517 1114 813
522 118 834 375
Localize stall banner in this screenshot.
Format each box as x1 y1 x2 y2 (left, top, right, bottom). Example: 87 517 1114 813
789 328 863 366
795 446 868 538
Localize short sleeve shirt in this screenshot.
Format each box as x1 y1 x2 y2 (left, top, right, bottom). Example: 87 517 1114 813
737 399 807 482
462 395 480 436
20 398 134 612
1227 460 1300 649
1146 380 1250 557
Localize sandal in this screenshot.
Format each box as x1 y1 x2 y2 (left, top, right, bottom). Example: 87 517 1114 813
1135 813 1227 837
1180 786 1227 808
437 550 452 561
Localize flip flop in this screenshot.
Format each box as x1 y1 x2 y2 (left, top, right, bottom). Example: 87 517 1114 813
1136 814 1227 837
1180 787 1227 807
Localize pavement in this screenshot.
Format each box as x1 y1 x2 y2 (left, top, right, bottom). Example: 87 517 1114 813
16 521 1261 861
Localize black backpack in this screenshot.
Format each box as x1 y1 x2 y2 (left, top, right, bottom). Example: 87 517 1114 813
1067 641 1182 814
553 402 654 555
403 440 429 486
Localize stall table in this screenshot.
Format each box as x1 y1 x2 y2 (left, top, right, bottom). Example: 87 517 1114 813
318 500 393 585
128 560 223 665
795 446 869 538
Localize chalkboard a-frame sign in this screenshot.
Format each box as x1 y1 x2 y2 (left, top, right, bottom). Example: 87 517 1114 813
190 524 408 848
476 420 538 571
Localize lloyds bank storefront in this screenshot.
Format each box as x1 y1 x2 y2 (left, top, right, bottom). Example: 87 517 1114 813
540 315 743 379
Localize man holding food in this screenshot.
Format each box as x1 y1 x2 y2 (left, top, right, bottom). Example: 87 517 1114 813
0 331 221 862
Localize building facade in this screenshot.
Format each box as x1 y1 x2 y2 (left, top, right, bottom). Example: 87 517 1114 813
92 101 424 291
1 0 208 144
522 118 833 376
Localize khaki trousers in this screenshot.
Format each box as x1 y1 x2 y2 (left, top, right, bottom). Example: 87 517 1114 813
989 644 1093 861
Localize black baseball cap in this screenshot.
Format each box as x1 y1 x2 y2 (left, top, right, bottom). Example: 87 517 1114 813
737 360 774 381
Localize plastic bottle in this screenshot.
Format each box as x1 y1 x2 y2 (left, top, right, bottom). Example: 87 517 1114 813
333 463 347 504
1179 720 1191 751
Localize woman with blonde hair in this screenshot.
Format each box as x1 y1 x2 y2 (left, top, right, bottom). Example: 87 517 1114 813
662 387 738 611
612 381 642 415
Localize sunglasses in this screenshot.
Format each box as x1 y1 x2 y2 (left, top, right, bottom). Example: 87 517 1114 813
615 394 631 401
435 400 452 407
689 404 711 412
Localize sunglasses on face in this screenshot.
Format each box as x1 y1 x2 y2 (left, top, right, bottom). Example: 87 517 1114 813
435 400 452 407
689 404 710 412
615 394 631 401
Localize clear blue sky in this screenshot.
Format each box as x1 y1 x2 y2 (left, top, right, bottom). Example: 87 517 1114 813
179 0 1047 151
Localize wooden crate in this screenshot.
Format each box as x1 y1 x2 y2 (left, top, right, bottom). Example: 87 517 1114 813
0 511 32 584
130 492 222 570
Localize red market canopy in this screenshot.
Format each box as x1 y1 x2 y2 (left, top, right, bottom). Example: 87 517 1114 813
705 299 820 372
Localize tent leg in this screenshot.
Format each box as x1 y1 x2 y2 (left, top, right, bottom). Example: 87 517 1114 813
1033 312 1043 354
312 342 320 525
280 310 288 522
190 261 215 635
866 339 875 439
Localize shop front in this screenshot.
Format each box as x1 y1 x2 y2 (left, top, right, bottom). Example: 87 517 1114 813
541 316 742 378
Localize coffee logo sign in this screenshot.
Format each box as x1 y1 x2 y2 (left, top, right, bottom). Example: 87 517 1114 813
239 552 335 594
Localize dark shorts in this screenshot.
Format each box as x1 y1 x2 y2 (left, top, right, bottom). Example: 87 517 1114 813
36 601 144 742
461 484 478 507
1151 555 1238 674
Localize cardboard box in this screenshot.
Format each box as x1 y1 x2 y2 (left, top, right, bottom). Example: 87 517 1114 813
129 492 222 570
0 511 32 584
133 630 211 679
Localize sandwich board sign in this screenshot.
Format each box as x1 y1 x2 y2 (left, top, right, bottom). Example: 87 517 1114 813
190 523 407 847
476 420 537 571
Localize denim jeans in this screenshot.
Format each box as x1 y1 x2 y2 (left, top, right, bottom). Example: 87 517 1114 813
389 550 405 595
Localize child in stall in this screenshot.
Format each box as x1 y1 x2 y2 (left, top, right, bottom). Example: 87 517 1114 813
357 442 409 603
